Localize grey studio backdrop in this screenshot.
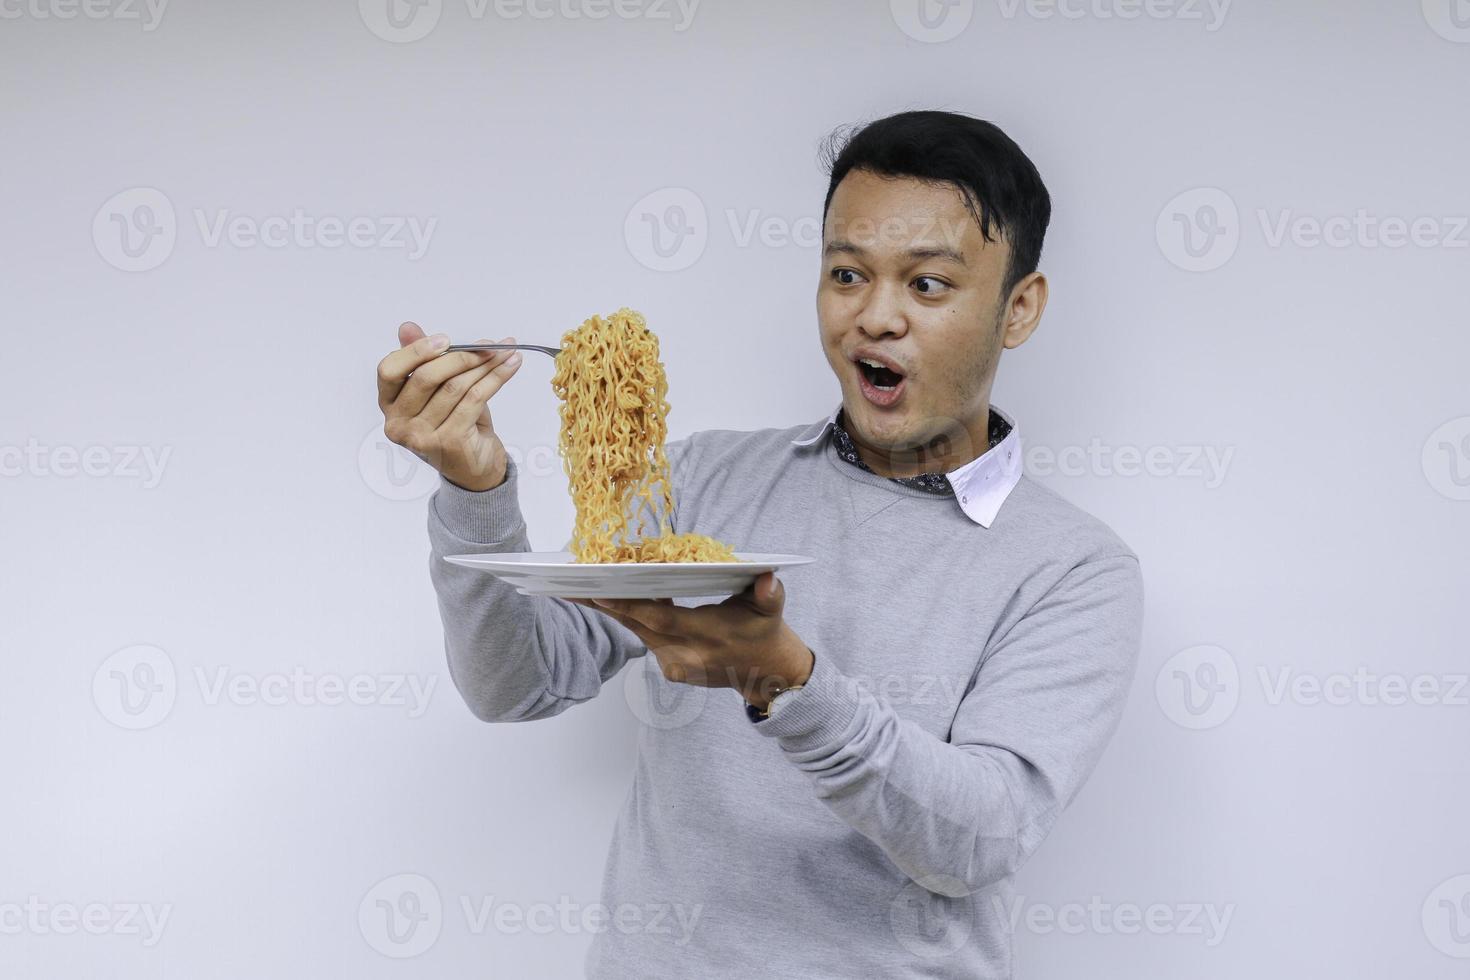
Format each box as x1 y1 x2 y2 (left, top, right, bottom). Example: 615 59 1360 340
3 1 1467 977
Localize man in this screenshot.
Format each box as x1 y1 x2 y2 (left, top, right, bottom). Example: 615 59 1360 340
376 110 1143 978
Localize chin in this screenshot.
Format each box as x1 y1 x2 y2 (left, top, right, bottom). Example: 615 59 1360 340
846 405 905 445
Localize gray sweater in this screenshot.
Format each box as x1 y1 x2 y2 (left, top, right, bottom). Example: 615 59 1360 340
426 413 1144 979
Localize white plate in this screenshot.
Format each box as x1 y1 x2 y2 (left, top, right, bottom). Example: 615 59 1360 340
442 551 815 599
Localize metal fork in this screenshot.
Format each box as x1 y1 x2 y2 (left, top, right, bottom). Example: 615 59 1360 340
443 342 561 357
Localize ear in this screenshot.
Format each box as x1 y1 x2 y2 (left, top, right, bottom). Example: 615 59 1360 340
999 271 1048 350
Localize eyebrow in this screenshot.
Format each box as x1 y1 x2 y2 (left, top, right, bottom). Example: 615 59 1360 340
823 240 968 265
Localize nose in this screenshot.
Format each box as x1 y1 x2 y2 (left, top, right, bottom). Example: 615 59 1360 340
855 279 909 340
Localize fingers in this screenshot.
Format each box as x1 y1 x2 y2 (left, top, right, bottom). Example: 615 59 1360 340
576 600 682 649
391 336 515 419
418 339 518 429
569 597 679 638
436 347 524 437
592 598 680 635
377 327 448 410
397 320 426 349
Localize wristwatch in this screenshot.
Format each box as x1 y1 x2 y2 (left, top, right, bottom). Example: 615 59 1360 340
744 682 804 723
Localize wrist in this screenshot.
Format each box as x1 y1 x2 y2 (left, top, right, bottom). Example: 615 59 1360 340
745 642 814 710
445 452 508 493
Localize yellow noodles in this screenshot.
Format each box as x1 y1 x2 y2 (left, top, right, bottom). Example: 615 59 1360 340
551 308 739 564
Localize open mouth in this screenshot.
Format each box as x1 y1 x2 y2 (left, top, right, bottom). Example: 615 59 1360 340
856 357 905 391
852 353 907 408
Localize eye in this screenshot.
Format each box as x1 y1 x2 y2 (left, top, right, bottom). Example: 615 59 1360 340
830 268 865 286
912 275 951 296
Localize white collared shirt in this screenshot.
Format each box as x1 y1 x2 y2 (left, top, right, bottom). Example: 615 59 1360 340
790 404 1023 528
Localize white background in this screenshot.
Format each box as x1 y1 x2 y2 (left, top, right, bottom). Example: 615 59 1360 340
3 0 1468 976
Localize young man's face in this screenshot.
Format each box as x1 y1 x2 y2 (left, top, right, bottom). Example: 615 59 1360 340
816 168 1038 477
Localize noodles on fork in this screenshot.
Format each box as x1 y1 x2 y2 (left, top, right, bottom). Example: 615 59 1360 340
551 308 739 564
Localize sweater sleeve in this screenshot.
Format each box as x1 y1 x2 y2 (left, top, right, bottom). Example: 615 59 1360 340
426 437 696 723
751 553 1144 897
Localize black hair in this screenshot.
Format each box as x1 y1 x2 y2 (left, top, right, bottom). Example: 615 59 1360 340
820 110 1051 299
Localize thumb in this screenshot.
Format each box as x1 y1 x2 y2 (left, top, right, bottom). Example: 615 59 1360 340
750 572 784 616
398 320 426 349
